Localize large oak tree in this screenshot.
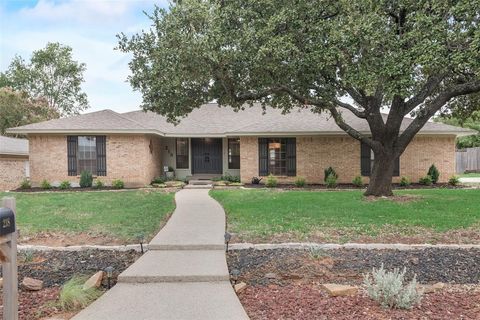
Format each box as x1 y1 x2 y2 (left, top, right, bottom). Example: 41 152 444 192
118 0 480 196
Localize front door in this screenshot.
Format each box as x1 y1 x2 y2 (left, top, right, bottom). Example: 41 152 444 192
191 138 223 174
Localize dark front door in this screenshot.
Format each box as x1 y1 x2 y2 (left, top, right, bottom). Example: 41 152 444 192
191 138 223 174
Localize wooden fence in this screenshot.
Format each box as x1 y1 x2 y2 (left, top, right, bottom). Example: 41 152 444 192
456 147 480 173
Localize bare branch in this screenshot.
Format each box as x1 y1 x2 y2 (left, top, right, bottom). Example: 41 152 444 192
403 74 446 114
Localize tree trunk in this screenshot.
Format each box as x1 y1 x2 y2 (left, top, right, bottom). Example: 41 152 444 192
365 151 396 197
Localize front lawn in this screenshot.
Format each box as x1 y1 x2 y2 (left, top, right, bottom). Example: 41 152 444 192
211 189 480 244
459 173 480 178
0 190 175 243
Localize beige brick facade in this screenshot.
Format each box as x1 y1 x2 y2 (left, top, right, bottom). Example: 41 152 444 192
0 156 28 191
29 134 163 187
240 135 456 184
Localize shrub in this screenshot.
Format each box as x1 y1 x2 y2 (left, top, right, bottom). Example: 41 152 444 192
295 177 306 187
112 179 124 189
324 167 338 182
19 179 31 189
93 179 104 189
352 175 363 187
325 173 337 188
419 175 433 186
363 264 423 309
251 177 262 184
40 179 52 189
151 176 166 184
265 174 277 188
59 276 102 311
399 176 411 187
222 174 241 183
59 180 71 190
427 164 440 184
448 175 460 186
79 171 93 188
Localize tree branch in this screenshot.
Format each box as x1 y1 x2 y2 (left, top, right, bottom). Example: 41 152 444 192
403 74 446 114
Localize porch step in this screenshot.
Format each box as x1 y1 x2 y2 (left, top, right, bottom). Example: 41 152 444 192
188 179 214 185
184 184 213 189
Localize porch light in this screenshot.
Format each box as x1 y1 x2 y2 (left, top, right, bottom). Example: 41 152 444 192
224 232 232 252
105 266 114 289
137 233 145 253
230 269 240 285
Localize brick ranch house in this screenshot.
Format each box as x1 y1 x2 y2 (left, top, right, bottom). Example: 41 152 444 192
6 104 472 188
0 136 29 191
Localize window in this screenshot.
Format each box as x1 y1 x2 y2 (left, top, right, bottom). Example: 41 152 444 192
268 138 287 175
176 138 189 169
228 138 240 169
78 136 97 174
67 136 106 176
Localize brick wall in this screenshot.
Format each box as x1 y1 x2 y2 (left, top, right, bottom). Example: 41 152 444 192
0 156 28 191
240 135 456 184
29 134 162 187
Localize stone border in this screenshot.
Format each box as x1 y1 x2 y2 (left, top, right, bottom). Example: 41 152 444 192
17 242 480 252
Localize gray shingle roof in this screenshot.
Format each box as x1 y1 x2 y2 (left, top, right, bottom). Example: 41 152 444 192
0 136 29 156
7 104 475 137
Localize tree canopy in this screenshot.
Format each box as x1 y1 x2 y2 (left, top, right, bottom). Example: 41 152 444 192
2 42 89 116
436 111 480 149
118 0 480 196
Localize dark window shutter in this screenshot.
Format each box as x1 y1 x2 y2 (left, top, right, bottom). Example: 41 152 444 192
286 138 296 176
360 141 371 176
258 138 269 176
67 136 78 176
393 156 400 177
96 136 107 176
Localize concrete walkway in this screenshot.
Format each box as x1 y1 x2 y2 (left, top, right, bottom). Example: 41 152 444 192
73 189 249 320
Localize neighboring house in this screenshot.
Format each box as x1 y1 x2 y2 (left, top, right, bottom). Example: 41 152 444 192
6 104 473 187
0 136 29 190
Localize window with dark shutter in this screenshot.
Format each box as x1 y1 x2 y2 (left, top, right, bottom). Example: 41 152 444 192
67 136 78 176
258 138 269 176
286 138 296 176
96 136 107 176
360 141 400 177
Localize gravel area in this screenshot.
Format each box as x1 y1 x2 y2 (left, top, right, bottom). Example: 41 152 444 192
228 248 480 285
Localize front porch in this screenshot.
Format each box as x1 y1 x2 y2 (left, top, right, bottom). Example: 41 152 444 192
158 137 240 181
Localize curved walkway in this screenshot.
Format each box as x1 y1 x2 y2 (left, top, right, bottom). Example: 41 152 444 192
73 189 249 320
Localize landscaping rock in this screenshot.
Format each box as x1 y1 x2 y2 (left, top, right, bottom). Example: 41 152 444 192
234 282 247 293
83 271 104 290
0 277 3 288
422 282 445 294
265 272 278 279
321 283 358 296
22 277 43 291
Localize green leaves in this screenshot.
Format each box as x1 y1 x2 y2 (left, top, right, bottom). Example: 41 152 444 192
3 42 89 116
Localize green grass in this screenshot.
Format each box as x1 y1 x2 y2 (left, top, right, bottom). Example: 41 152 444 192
0 190 175 241
210 189 480 242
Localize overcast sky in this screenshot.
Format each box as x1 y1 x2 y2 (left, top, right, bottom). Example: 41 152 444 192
0 0 169 113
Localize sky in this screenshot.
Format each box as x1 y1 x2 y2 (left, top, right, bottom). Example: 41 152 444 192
0 0 169 113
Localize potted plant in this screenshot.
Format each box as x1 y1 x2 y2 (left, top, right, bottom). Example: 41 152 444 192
166 166 175 179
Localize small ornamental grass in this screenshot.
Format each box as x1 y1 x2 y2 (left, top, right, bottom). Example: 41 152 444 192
363 264 423 309
265 174 277 188
93 179 105 189
58 276 102 311
112 179 125 189
295 177 306 187
399 176 411 187
40 179 52 189
419 175 433 186
19 179 31 189
448 175 460 186
59 180 71 190
352 175 363 187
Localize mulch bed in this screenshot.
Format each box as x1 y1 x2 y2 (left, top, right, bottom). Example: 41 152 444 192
239 284 480 320
229 248 480 319
0 250 141 319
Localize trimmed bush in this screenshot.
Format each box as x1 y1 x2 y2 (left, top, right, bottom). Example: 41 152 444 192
19 179 31 189
295 177 306 187
427 164 440 184
79 171 93 188
448 175 460 186
324 167 338 182
221 174 241 183
93 179 104 189
112 179 124 189
59 180 71 190
399 176 411 187
40 179 52 189
325 173 337 188
265 174 277 188
419 175 433 186
352 175 363 187
151 176 166 184
364 265 423 309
